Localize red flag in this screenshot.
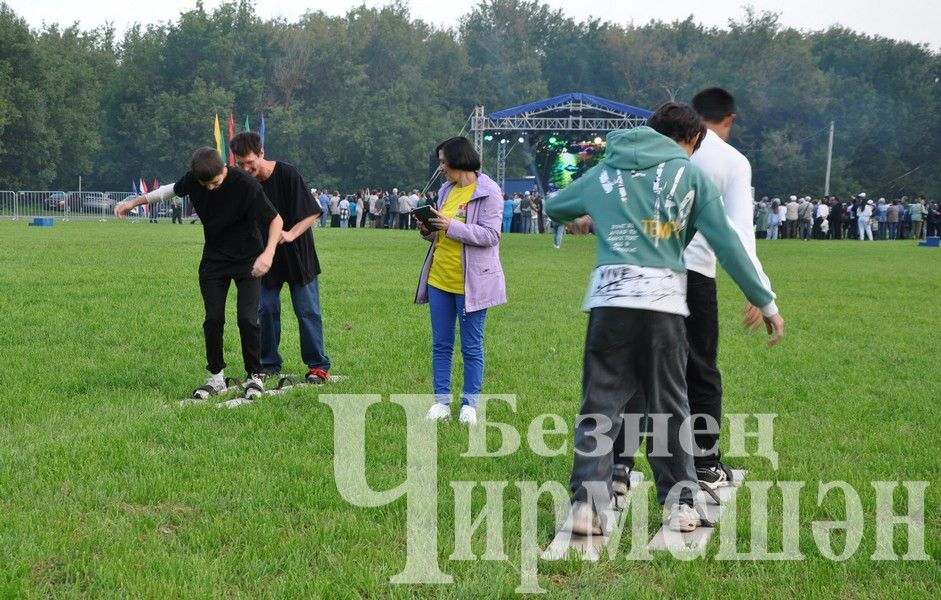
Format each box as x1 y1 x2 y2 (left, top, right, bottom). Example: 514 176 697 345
152 178 158 191
228 112 236 166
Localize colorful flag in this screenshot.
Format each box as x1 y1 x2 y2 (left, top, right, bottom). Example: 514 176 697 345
259 113 266 147
243 115 250 132
131 180 138 195
213 113 225 162
228 112 236 166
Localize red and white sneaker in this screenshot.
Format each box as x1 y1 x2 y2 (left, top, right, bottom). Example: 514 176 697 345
305 367 330 384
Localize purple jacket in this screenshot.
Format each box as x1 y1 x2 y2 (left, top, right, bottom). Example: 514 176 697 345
414 173 507 313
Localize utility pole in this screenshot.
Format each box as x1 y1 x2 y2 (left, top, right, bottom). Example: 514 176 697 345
824 121 834 196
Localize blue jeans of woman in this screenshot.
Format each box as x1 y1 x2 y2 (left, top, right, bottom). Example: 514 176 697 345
428 285 487 408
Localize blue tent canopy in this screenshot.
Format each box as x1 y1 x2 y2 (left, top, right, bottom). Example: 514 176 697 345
488 92 652 120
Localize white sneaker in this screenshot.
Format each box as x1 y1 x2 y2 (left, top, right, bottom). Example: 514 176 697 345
193 373 226 399
666 503 701 532
425 403 451 421
458 405 478 425
562 501 603 536
243 373 265 399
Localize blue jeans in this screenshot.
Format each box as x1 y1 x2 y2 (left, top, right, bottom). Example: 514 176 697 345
428 285 487 407
502 215 512 233
553 224 565 247
258 277 331 373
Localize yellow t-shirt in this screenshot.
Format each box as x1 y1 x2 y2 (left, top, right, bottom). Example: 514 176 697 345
427 183 476 294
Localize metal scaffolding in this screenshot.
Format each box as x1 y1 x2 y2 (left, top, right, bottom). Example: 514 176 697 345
470 93 652 191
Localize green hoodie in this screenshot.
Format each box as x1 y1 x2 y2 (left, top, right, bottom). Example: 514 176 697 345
546 126 776 315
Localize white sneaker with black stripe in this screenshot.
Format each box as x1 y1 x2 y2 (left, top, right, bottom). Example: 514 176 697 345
192 373 227 399
242 373 265 399
697 461 735 489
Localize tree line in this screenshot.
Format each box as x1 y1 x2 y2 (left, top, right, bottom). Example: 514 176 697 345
1 0 938 199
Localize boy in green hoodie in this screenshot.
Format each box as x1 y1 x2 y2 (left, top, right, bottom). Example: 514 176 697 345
546 103 784 535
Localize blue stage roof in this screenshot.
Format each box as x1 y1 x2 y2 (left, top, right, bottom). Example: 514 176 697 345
488 92 652 120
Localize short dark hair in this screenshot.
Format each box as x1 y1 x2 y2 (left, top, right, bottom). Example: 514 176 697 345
229 131 263 157
647 102 706 151
435 136 481 172
191 147 225 182
692 87 736 123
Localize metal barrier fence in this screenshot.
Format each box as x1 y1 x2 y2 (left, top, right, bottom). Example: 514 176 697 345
1 191 192 222
0 190 16 218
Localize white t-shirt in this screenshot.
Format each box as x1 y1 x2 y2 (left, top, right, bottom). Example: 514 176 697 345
684 129 768 287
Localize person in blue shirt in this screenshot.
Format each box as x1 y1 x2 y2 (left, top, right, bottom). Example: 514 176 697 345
318 192 330 227
502 194 514 233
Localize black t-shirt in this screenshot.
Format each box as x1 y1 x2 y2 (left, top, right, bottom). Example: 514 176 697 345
174 167 277 266
259 161 322 288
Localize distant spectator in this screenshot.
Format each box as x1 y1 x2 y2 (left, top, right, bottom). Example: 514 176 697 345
502 194 513 233
784 195 799 239
339 195 350 228
755 197 769 239
766 198 781 240
858 199 874 241
910 196 926 240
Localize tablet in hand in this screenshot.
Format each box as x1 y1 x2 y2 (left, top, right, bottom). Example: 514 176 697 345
411 205 439 229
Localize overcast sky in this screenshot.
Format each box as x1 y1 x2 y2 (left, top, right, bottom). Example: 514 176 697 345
5 0 939 50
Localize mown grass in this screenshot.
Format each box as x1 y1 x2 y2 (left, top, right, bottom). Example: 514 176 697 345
0 221 939 598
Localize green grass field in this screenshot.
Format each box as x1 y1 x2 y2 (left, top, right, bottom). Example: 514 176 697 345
1 221 939 598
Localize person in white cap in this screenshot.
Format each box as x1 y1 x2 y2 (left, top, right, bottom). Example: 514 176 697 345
785 195 799 239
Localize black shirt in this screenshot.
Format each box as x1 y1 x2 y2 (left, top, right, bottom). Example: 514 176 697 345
258 161 322 287
174 167 277 266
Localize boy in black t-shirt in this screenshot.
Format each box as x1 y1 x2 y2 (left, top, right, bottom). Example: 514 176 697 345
229 131 331 383
116 147 283 398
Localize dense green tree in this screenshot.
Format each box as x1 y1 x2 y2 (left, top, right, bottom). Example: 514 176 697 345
0 1 938 198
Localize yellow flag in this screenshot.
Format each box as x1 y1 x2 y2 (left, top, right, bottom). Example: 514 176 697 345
213 113 223 159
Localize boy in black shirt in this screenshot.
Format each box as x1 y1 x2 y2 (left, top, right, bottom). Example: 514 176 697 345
229 132 331 383
115 147 283 398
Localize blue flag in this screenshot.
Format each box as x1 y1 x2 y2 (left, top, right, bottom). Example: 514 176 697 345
259 113 266 147
131 179 138 195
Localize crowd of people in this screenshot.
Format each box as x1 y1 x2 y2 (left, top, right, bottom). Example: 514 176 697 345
756 194 940 241
307 186 559 235
306 186 941 246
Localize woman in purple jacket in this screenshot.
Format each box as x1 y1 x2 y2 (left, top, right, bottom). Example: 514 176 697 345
415 137 507 425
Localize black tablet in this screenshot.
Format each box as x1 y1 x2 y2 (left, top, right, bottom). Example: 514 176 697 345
411 205 438 229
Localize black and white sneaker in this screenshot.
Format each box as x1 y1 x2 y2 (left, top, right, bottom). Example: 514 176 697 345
258 367 281 381
696 461 735 489
612 465 632 509
192 375 231 399
242 373 265 399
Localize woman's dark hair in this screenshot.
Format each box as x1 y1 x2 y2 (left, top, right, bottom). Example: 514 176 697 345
191 147 225 182
435 136 481 172
646 102 706 151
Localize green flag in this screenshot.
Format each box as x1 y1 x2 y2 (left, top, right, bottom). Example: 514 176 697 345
244 115 250 132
